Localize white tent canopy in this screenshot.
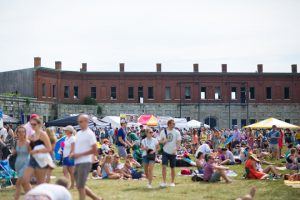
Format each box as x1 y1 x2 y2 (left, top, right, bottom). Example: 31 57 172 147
157 116 188 129
187 119 210 129
101 116 120 129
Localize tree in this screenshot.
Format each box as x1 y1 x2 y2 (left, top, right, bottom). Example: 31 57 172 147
83 96 97 105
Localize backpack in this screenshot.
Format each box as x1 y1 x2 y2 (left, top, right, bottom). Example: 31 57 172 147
181 168 192 175
158 129 168 154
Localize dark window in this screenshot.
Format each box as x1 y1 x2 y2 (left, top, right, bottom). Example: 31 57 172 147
185 86 191 99
232 119 237 128
64 86 69 98
284 87 290 99
138 86 143 103
148 87 154 99
42 83 46 96
111 87 117 100
165 87 171 100
266 87 272 99
201 87 206 100
240 87 246 103
215 87 221 100
74 86 79 98
285 119 290 123
52 85 56 98
241 119 247 127
91 87 96 99
249 87 255 99
231 87 237 100
128 87 134 99
250 119 256 124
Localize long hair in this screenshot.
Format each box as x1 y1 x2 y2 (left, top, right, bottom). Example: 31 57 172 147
46 128 57 145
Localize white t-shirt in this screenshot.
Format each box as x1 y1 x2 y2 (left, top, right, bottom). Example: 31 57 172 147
0 128 8 141
25 183 72 200
141 137 159 156
195 143 211 157
63 135 75 158
160 128 182 155
74 128 97 164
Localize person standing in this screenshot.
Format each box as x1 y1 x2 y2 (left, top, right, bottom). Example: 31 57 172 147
159 119 182 187
116 121 132 159
231 125 241 148
62 125 76 189
13 126 30 200
23 117 54 190
71 114 102 200
141 128 159 188
45 128 57 183
268 125 280 160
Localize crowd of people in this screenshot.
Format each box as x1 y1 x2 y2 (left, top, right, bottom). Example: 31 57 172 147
0 113 300 200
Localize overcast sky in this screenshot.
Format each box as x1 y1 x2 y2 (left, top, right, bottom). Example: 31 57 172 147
0 0 299 73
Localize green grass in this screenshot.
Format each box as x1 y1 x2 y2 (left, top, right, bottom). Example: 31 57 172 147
1 163 300 200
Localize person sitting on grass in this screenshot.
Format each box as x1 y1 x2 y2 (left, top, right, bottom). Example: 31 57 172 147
286 148 299 170
220 148 235 165
91 155 102 179
101 155 123 179
195 151 206 174
123 155 145 179
203 155 232 183
245 154 281 180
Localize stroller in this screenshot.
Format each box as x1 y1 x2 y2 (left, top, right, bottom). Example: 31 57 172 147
0 160 16 189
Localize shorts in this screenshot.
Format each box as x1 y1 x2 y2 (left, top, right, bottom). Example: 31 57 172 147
63 157 75 167
209 172 221 182
162 151 176 168
117 146 127 158
28 157 48 169
74 162 92 188
269 144 279 152
142 156 155 165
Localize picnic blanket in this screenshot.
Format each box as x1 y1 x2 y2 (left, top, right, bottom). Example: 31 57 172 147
284 180 300 188
177 170 238 177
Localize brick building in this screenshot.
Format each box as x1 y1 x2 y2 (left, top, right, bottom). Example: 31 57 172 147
1 57 300 128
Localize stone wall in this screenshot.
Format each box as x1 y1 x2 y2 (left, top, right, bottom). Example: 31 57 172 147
100 102 300 128
1 95 299 128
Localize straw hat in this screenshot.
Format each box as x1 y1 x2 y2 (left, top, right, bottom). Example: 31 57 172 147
249 154 260 162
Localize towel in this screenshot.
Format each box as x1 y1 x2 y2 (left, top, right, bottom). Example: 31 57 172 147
32 144 56 169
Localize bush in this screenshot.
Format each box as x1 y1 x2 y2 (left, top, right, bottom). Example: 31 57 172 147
97 105 102 115
83 96 97 105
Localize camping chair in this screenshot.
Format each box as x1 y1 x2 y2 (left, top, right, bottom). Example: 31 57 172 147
0 160 16 189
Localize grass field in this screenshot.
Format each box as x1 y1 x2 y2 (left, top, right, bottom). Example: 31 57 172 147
1 162 300 200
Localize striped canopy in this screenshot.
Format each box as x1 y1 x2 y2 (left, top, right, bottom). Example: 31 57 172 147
138 115 158 127
243 117 300 129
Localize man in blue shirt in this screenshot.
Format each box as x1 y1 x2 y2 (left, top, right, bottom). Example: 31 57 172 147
116 120 132 158
268 125 280 160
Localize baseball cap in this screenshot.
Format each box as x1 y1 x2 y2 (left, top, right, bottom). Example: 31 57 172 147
30 113 39 119
63 125 75 133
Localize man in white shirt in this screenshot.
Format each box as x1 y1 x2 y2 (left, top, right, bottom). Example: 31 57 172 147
159 119 182 187
71 114 102 200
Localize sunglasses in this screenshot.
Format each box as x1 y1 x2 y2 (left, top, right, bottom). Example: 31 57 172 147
30 123 37 127
78 120 84 123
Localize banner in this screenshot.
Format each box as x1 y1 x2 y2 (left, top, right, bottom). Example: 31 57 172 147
120 114 138 123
